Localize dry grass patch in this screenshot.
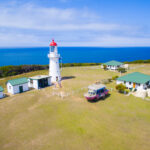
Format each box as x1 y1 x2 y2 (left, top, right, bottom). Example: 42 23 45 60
0 65 150 150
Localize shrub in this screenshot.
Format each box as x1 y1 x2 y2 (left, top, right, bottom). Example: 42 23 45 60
116 84 126 93
108 78 112 82
124 89 130 94
118 67 126 73
112 76 119 80
103 65 107 70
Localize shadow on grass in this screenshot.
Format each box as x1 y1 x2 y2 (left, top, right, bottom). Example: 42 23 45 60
61 76 76 81
87 93 111 103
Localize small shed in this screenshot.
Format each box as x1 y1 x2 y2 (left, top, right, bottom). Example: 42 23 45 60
102 60 124 70
28 75 51 89
116 72 150 90
7 77 29 95
0 86 4 98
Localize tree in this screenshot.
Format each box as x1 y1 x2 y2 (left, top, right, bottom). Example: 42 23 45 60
103 65 107 70
116 84 126 93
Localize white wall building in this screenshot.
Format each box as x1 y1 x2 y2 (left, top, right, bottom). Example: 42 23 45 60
0 86 4 99
102 60 124 70
28 75 51 89
116 72 150 91
48 39 61 83
7 77 29 95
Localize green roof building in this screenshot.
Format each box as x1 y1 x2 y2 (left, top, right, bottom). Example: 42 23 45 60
6 77 29 95
102 60 124 70
7 77 28 86
116 72 150 90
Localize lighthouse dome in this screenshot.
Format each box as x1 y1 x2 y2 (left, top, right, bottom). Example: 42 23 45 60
50 39 57 46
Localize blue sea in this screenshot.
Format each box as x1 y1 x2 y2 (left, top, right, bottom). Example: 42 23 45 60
0 47 150 66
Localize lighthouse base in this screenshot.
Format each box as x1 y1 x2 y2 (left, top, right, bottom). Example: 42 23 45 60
51 75 61 83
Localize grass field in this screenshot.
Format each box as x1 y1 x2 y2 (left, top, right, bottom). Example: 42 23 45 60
0 64 150 150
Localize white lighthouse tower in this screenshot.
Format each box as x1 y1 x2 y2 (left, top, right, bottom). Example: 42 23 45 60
48 39 61 83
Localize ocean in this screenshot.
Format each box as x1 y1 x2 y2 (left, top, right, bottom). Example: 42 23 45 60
0 47 150 66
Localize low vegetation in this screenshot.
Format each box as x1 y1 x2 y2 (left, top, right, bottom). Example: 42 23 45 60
0 63 101 78
112 75 119 80
103 64 107 70
118 67 126 73
0 60 150 78
125 59 150 64
0 65 49 78
116 83 126 93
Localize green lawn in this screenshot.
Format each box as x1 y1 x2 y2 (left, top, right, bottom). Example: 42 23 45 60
0 64 150 150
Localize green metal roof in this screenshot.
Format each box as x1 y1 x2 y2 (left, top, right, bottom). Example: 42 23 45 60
117 72 150 84
7 77 28 86
0 86 4 92
104 60 123 66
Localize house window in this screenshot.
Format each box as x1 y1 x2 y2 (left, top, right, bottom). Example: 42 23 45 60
129 82 131 85
9 86 11 89
137 83 140 86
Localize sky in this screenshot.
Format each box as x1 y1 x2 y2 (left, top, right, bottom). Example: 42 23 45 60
0 0 150 47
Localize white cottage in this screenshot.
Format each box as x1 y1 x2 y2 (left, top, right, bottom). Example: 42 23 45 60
0 86 4 99
102 60 124 70
28 75 51 89
116 72 150 91
7 77 29 95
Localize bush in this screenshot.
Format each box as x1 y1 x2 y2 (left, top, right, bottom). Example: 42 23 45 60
103 65 107 70
118 67 126 73
108 78 112 82
116 84 126 93
124 89 130 94
112 76 119 80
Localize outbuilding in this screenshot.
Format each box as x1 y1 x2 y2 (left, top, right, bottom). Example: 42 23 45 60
28 75 51 89
0 86 4 98
116 72 150 91
102 60 124 70
7 77 29 95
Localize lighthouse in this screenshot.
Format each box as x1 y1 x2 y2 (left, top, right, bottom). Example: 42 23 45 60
48 39 61 83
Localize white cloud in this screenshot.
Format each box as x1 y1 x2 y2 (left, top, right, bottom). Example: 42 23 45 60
0 3 126 31
0 2 149 47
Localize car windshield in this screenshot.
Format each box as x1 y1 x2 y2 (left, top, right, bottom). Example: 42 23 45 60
88 89 96 95
89 92 96 95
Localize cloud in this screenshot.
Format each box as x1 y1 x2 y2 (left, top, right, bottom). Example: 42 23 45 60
0 3 126 31
0 2 150 47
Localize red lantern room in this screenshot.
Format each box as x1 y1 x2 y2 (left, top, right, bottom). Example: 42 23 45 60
50 39 57 46
49 39 58 53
